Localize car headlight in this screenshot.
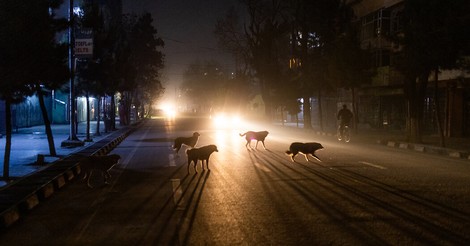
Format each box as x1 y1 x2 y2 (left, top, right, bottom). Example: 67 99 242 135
212 113 243 129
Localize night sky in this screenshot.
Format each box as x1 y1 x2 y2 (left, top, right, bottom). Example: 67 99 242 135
122 0 241 99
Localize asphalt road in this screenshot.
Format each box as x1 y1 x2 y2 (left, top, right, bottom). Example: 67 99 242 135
1 117 469 245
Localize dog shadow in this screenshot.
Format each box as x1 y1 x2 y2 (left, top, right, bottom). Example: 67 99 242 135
290 155 322 164
246 147 269 152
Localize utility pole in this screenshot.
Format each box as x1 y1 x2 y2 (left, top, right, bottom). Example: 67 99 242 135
61 0 83 147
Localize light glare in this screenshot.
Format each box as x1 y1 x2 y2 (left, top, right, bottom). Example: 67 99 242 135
160 102 176 118
212 113 243 129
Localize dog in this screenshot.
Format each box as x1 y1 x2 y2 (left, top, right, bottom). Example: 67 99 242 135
186 144 218 173
173 132 200 154
239 131 269 149
285 142 323 162
79 154 121 188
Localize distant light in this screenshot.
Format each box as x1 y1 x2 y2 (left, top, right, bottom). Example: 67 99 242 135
212 113 244 130
160 102 177 118
78 96 95 102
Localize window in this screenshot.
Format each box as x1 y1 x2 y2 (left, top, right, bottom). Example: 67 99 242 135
361 8 390 40
391 10 403 34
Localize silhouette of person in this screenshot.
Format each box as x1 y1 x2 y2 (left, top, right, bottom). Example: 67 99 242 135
337 104 353 138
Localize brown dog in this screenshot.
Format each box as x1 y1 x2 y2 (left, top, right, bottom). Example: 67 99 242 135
79 154 121 188
285 142 323 162
239 131 269 149
186 144 218 173
173 132 200 154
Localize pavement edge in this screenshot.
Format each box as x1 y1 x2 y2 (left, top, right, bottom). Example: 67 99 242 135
0 120 144 230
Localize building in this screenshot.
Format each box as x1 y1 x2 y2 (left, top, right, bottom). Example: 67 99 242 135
351 0 469 137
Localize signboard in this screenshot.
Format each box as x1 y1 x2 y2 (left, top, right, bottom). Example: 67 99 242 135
75 28 93 58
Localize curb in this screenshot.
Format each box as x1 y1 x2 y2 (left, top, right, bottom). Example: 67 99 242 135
0 121 143 230
274 124 470 161
382 140 470 160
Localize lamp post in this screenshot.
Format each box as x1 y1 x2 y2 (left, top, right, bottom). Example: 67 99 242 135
61 0 83 147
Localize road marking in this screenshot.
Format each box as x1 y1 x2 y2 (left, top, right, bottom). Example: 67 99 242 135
171 179 185 210
359 161 387 170
254 162 271 172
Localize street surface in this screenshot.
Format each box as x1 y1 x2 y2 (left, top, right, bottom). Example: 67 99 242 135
1 116 469 245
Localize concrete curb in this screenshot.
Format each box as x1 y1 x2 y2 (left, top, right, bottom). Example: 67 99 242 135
0 120 143 230
382 140 470 160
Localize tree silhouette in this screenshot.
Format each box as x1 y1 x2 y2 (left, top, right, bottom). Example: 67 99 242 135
326 24 374 132
181 60 228 113
216 1 358 127
77 0 122 136
391 0 470 143
0 0 67 178
126 13 165 119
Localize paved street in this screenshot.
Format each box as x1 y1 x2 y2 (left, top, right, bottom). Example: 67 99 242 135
1 117 469 187
1 116 469 245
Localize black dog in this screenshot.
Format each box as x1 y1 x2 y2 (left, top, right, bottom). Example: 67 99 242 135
186 144 218 173
286 142 323 162
79 154 121 188
173 132 200 154
239 131 269 149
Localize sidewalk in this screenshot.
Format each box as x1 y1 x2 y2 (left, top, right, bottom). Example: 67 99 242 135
0 121 116 186
275 122 470 160
0 120 139 229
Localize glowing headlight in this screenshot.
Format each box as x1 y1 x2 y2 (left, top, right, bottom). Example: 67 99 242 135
160 102 176 118
212 113 243 129
164 108 176 118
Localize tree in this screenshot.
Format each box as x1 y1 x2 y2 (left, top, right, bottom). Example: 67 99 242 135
33 44 69 153
29 1 69 153
126 13 165 119
181 60 229 113
0 0 67 179
76 0 115 137
214 6 259 118
326 23 373 132
214 6 251 75
216 1 291 121
244 0 291 121
77 8 165 129
216 0 358 128
392 0 470 144
100 12 165 125
286 0 355 130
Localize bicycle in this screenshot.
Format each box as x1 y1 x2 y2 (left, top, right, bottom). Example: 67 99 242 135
337 124 351 143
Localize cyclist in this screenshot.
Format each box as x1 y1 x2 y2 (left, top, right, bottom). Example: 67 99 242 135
337 104 353 140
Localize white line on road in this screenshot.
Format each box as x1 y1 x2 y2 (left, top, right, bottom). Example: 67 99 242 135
359 161 387 170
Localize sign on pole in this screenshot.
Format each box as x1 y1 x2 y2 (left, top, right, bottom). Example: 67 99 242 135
75 28 93 58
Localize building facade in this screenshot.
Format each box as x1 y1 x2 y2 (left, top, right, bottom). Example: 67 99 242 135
351 0 470 137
